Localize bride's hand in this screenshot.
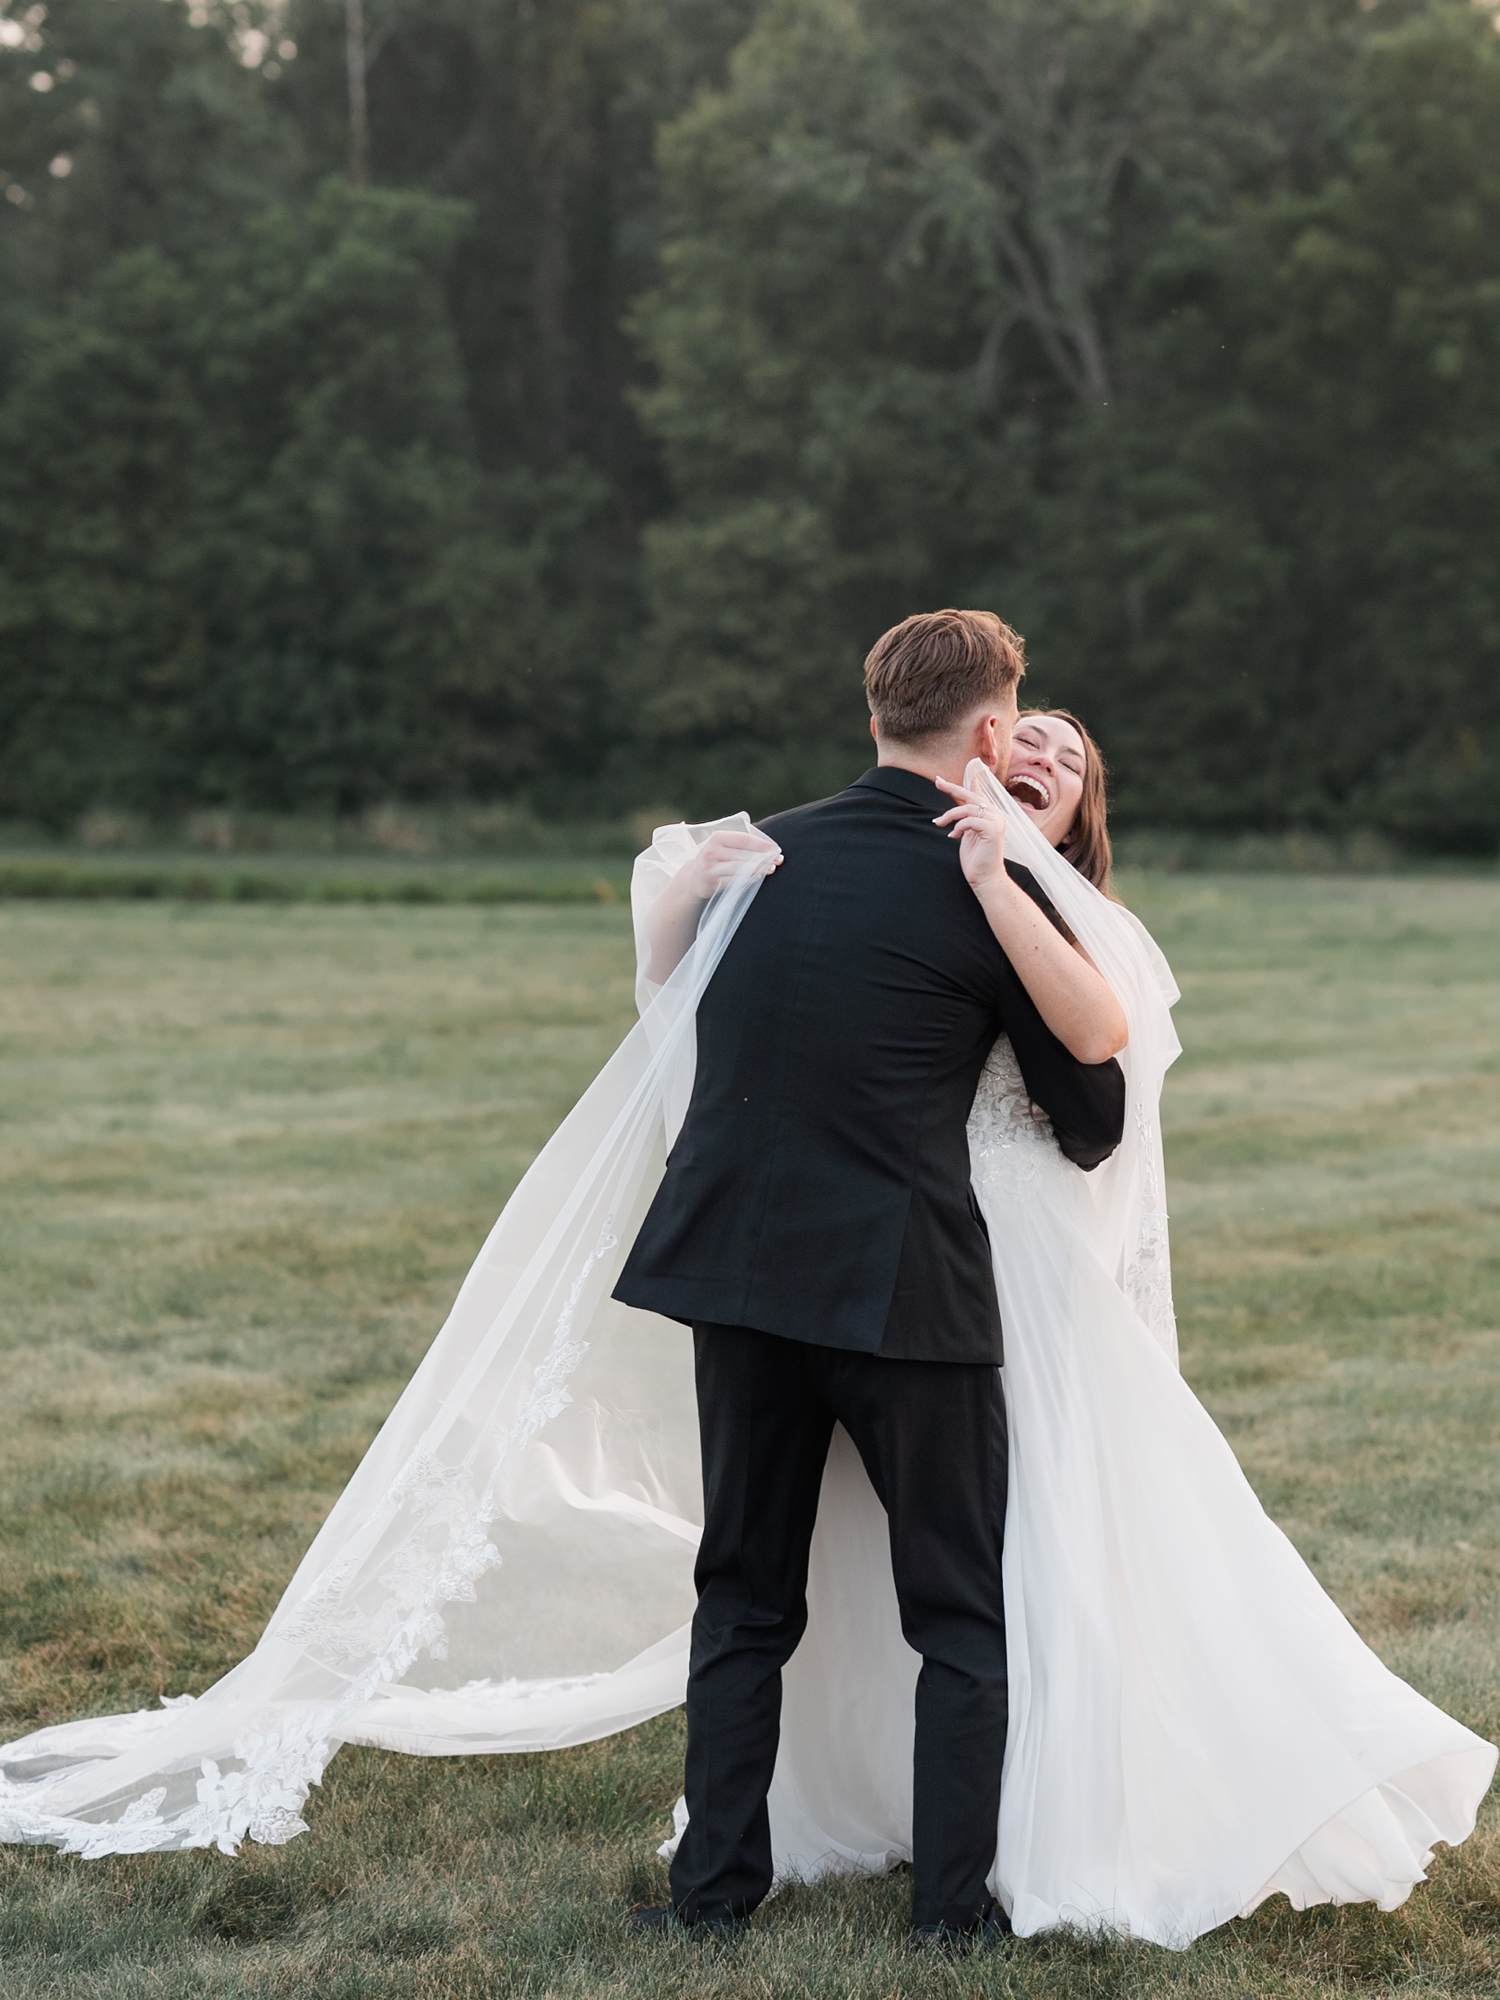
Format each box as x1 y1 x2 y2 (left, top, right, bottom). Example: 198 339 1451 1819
933 774 1008 894
685 828 784 900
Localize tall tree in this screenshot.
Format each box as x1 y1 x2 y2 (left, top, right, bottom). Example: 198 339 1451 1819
0 0 292 357
274 0 759 507
0 183 621 817
628 0 1315 809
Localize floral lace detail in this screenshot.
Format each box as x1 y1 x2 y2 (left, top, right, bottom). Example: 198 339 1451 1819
275 1452 500 1670
275 1212 616 1670
1124 1101 1178 1361
967 1037 1056 1201
1 1216 619 1859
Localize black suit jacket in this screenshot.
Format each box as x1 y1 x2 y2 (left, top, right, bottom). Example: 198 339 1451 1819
612 767 1126 1363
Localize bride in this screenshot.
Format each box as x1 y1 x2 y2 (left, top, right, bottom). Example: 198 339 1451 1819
1 708 1492 1949
760 711 1495 1941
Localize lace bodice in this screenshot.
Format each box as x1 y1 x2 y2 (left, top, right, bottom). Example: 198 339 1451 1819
967 1036 1056 1199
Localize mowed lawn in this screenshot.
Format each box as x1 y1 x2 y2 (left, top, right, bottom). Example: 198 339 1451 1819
1 879 1497 1999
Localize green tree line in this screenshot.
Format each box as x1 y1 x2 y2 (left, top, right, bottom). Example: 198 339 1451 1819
1 0 1496 845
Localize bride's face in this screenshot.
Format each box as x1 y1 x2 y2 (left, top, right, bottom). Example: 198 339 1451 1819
1005 715 1087 848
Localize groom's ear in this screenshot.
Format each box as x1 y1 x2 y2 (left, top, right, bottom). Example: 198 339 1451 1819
977 709 1007 775
869 713 879 744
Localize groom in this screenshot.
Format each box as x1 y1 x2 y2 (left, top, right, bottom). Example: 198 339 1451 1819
614 610 1125 1950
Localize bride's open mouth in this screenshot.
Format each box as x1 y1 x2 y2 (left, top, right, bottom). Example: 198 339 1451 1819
1006 772 1052 812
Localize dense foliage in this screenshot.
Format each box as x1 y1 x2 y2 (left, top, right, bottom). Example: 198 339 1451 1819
0 0 1496 843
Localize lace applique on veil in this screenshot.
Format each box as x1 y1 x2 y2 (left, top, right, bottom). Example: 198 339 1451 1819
1123 1102 1178 1361
1 1218 617 1858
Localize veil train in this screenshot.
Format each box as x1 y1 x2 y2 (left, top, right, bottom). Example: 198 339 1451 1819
0 816 768 1855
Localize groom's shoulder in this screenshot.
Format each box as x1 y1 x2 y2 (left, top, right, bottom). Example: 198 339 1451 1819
754 783 866 843
755 769 936 844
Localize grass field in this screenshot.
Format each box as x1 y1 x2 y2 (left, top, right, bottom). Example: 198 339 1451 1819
1 878 1497 1998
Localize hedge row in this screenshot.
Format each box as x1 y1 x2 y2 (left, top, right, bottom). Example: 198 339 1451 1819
0 864 622 905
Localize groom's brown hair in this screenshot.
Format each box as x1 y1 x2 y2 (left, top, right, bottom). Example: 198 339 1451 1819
864 609 1026 744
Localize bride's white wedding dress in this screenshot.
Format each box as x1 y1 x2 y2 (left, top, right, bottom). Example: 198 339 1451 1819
764 1036 1495 1943
2 775 1492 1947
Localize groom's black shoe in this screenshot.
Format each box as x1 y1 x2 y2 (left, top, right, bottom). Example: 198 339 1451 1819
908 1907 1012 1957
626 1903 749 1942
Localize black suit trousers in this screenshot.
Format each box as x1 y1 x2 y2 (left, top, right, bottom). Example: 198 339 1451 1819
672 1323 1009 1931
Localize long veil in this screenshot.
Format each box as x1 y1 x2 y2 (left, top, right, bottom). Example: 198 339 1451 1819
0 820 774 1857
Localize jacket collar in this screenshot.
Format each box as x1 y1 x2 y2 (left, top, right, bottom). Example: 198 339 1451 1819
852 765 948 813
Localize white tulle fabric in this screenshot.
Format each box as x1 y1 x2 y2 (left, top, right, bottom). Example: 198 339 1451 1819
0 814 771 1856
2 777 1492 1948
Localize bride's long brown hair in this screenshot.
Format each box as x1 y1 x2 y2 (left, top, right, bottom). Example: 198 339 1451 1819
1017 707 1113 895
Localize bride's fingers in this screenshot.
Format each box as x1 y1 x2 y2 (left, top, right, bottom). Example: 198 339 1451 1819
703 832 782 870
704 845 782 884
932 778 1006 850
711 855 777 878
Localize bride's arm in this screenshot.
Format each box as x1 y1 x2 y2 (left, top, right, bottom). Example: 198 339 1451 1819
639 827 784 986
934 776 1128 1065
